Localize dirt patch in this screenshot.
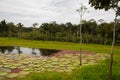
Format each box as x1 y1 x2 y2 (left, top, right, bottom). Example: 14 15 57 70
53 50 95 57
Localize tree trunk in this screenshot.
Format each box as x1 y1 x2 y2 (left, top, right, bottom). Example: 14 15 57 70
80 15 82 66
109 15 117 80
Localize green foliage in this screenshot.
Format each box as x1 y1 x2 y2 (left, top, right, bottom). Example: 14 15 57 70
0 20 120 45
89 0 120 16
89 0 111 10
89 0 119 10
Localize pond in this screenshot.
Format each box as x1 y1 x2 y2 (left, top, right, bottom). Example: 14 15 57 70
0 46 60 56
0 46 109 79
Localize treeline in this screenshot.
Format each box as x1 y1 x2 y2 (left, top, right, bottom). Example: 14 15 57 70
0 19 120 45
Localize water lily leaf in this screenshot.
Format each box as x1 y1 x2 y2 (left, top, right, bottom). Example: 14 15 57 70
0 65 3 68
7 73 19 78
19 71 30 76
4 65 11 68
0 72 8 77
18 66 26 69
22 68 30 71
10 66 17 69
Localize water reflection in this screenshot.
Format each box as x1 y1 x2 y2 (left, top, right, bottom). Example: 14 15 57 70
16 47 22 54
40 49 60 56
0 46 60 56
0 46 14 54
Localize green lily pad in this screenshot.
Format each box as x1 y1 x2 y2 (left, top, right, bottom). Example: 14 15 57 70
19 65 26 69
10 66 17 69
6 73 19 78
0 65 3 68
22 68 30 71
0 72 8 77
4 65 11 68
19 71 30 77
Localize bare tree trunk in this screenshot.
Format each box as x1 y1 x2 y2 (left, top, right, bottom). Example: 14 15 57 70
77 5 87 66
77 31 78 39
109 15 117 80
80 15 82 66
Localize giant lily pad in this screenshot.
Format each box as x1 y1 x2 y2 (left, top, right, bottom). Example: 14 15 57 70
6 73 19 78
0 72 8 77
19 71 30 77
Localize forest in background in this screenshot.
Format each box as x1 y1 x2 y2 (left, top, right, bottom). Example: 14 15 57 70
0 19 120 45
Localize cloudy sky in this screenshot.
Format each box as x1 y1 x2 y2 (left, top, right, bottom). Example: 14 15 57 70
0 0 116 27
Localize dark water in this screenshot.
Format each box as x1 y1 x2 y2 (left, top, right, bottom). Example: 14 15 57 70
0 46 60 56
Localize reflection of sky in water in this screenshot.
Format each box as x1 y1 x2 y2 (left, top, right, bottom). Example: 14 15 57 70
0 46 59 56
20 47 42 56
11 48 18 54
0 47 42 56
5 50 9 54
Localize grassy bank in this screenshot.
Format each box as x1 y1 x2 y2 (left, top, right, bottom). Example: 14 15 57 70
0 37 120 80
0 37 120 54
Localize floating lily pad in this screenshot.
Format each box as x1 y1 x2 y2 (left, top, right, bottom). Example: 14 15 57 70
19 65 26 69
22 68 30 71
0 72 8 77
0 68 11 73
4 65 11 68
10 66 17 69
19 71 30 77
6 73 19 78
0 65 3 68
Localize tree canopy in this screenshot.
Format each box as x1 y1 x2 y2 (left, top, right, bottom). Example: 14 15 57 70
89 0 120 11
89 0 120 16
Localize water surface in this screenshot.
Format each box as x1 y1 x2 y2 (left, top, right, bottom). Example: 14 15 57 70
0 46 60 56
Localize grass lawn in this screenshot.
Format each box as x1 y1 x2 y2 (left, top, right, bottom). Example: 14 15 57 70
0 37 120 80
0 37 120 53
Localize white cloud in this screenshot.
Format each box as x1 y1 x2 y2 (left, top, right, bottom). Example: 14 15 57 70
0 0 115 27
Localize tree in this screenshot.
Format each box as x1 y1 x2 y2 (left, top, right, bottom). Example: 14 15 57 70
76 4 88 65
32 23 38 30
98 19 106 24
33 23 38 28
88 19 97 35
17 23 24 38
66 22 73 42
0 20 8 36
7 22 16 37
89 0 120 80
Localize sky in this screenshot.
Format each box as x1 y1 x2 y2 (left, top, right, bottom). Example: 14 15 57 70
0 0 116 27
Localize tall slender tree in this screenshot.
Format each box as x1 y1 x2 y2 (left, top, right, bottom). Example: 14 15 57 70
89 0 120 80
76 4 88 65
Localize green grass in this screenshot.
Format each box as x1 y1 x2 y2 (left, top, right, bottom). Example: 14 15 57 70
0 37 120 54
17 72 66 80
0 37 120 80
69 60 110 80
